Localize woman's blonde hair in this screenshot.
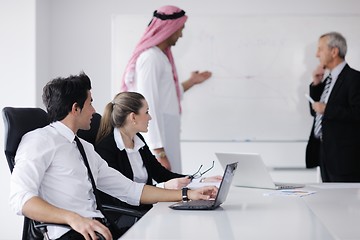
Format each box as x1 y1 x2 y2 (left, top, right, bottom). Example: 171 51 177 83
96 92 145 144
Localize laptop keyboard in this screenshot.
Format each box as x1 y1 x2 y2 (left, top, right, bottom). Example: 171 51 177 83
276 183 304 189
181 200 215 209
277 184 295 189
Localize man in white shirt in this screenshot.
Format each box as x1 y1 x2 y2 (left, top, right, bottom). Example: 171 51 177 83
9 72 217 239
120 5 212 172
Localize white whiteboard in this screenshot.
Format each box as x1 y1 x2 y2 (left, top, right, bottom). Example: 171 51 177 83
112 15 360 141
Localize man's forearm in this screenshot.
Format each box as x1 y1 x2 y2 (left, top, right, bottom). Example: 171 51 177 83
140 185 181 204
22 196 79 225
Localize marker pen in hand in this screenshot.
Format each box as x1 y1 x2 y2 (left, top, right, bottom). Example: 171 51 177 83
305 93 315 104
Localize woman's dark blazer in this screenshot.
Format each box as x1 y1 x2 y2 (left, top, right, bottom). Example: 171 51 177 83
95 131 185 211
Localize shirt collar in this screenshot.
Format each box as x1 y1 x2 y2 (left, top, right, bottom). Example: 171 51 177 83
50 121 76 143
330 61 346 80
113 128 145 151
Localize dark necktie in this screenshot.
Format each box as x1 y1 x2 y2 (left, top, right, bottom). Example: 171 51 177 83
75 137 118 238
314 74 333 138
74 136 103 212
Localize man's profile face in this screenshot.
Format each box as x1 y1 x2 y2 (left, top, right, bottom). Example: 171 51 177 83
167 25 185 47
77 90 96 131
316 36 337 69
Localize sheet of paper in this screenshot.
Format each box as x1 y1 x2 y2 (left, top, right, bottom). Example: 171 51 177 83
263 190 316 197
305 93 315 104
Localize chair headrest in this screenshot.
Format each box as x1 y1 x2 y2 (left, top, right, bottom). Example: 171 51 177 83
2 107 49 171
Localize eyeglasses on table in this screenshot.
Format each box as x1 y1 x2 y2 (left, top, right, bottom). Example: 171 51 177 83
188 161 214 180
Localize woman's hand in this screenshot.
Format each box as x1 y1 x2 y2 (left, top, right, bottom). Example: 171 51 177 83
200 175 222 183
164 177 191 189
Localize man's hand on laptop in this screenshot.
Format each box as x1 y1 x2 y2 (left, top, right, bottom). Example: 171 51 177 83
189 186 218 200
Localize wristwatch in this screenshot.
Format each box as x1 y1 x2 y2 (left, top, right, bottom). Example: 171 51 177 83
156 151 166 158
182 187 189 202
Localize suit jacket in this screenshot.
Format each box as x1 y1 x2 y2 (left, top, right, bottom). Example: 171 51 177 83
95 131 185 211
306 64 360 181
305 124 321 168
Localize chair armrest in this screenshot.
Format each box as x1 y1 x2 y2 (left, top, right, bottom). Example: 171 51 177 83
34 222 105 240
102 204 146 219
32 206 146 239
32 221 70 240
34 222 70 230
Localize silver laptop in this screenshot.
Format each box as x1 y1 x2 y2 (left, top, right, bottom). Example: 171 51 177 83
169 162 237 210
215 152 304 190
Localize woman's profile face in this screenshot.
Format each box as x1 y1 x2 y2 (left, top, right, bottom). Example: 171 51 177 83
134 99 152 133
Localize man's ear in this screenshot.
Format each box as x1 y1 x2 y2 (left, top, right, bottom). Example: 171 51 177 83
332 47 340 58
71 103 79 114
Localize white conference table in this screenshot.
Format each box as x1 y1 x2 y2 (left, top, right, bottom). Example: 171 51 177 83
121 183 360 240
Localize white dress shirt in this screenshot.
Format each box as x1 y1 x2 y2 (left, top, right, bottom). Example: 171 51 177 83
10 121 145 238
113 128 166 188
113 128 147 183
324 61 346 103
131 46 183 172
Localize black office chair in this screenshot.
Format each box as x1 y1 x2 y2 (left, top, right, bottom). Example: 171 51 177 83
2 107 144 240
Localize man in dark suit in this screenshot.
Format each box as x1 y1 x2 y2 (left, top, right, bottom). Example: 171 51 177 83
306 32 360 182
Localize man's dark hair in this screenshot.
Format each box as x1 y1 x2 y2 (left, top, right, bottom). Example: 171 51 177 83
42 72 92 122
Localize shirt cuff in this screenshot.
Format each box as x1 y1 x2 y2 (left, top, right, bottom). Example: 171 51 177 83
156 182 165 188
127 182 145 206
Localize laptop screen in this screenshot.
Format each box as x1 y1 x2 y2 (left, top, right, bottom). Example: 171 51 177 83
169 162 237 210
213 162 237 207
215 152 304 190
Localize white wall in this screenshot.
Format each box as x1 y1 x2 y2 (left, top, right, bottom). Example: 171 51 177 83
46 0 360 113
36 0 50 107
1 0 360 239
45 0 360 177
0 0 36 239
